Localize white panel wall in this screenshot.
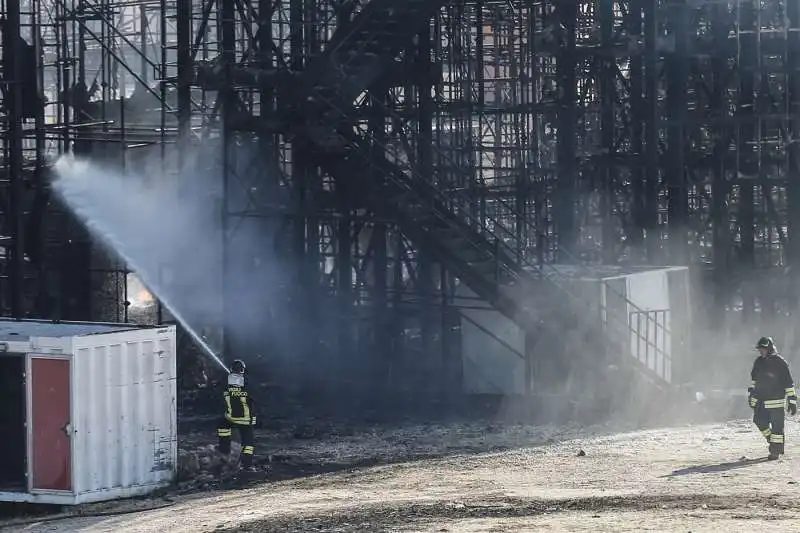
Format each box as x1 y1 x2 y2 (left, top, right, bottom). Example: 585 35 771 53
626 270 670 310
458 267 689 393
620 269 673 382
71 326 177 500
459 286 525 394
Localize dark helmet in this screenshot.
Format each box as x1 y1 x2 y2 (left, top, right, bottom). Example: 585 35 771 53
756 337 775 352
230 359 246 374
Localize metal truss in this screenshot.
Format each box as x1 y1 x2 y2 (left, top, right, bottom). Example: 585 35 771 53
1 0 800 390
419 0 800 330
0 0 181 322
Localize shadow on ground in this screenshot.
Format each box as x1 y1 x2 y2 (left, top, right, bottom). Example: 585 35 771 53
214 493 792 533
212 453 452 491
664 457 770 477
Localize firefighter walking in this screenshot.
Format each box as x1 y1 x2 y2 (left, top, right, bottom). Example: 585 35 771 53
217 359 257 471
749 337 797 460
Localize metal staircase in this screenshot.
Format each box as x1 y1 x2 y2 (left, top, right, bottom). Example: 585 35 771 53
253 0 675 390
297 0 449 150
315 126 673 390
318 137 539 326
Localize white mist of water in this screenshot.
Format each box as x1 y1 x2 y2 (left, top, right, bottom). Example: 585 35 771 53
52 154 229 373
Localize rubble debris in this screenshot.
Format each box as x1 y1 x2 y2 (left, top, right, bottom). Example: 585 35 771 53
177 442 242 486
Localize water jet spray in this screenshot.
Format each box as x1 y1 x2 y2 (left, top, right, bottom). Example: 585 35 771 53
51 155 230 374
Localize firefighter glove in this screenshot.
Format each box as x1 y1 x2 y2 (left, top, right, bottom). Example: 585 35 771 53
250 416 258 427
788 395 797 416
748 388 758 409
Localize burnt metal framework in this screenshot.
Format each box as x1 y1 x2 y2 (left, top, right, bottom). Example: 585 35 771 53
0 0 798 387
0 0 176 323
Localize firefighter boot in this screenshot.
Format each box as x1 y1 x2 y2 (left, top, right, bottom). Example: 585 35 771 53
770 433 785 457
768 443 780 460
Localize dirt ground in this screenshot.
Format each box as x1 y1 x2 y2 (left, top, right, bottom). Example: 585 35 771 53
4 417 800 532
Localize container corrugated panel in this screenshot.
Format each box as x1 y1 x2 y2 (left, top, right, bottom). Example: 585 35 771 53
71 326 177 503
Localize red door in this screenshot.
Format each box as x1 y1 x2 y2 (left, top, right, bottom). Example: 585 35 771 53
30 358 72 491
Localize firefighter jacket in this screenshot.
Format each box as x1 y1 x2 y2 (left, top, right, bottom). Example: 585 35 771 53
751 352 796 408
223 383 256 426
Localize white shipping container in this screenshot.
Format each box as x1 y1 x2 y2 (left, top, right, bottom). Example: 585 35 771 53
0 319 177 505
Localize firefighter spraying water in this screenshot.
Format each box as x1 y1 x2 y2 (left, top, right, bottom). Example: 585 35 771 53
749 336 797 460
217 359 258 472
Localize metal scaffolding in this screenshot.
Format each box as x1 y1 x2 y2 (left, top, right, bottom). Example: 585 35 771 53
2 0 800 391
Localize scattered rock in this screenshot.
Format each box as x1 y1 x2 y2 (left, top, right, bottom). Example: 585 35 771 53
577 449 586 457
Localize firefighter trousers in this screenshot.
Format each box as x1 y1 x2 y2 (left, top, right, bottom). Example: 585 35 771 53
217 420 255 467
753 402 785 455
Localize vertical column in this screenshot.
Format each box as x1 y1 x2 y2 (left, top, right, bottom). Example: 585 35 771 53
219 0 236 360
643 0 660 260
257 0 274 161
470 3 484 225
738 0 757 321
555 0 577 260
4 0 25 317
600 0 616 263
440 266 461 398
290 0 306 277
30 0 50 317
417 255 435 393
372 220 389 391
176 0 192 156
787 0 800 312
337 212 353 383
710 5 731 327
304 0 321 374
665 0 688 263
515 3 530 262
58 0 71 154
287 0 313 375
368 86 390 392
628 0 645 254
390 232 405 389
417 21 437 394
140 6 149 83
174 0 192 330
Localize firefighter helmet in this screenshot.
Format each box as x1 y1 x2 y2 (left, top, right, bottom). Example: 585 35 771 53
756 336 775 352
230 359 246 374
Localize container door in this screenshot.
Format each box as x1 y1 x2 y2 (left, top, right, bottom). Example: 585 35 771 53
30 357 72 491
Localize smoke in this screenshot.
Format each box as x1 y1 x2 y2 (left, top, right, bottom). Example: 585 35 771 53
49 146 385 405
47 150 776 426
51 153 233 370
